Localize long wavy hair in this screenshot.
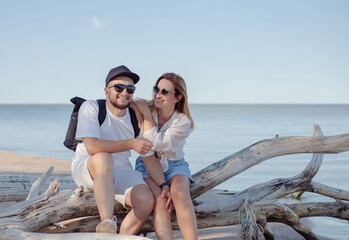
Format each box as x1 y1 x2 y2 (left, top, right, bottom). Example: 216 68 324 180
152 72 195 130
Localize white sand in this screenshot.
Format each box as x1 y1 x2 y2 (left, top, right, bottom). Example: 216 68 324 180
0 150 71 175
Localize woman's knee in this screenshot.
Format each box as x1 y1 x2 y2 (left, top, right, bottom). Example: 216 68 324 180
153 193 169 211
171 187 189 203
170 176 191 203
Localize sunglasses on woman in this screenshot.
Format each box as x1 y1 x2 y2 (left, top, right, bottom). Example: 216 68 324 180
153 85 172 96
108 84 136 94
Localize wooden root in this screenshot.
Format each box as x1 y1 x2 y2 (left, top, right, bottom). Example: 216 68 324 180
1 124 348 239
0 169 148 239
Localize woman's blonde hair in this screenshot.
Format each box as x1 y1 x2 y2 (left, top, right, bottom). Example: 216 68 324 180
153 73 195 130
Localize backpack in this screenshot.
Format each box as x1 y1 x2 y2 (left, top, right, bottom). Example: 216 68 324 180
64 96 140 151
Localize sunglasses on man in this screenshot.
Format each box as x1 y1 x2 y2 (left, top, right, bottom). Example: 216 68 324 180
108 84 136 94
153 85 173 96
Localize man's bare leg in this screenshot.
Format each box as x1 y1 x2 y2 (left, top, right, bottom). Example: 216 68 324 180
87 152 115 221
119 184 154 235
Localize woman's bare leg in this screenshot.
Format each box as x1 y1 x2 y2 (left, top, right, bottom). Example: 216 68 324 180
170 175 198 240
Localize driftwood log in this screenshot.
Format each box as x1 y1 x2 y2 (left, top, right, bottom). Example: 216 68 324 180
1 124 349 239
0 174 75 202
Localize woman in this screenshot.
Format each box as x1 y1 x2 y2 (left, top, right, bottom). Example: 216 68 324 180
133 73 197 240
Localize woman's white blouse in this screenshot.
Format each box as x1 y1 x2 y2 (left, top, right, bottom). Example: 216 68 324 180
141 110 191 172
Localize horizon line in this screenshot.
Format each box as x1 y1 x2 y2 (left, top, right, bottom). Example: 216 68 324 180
0 102 349 106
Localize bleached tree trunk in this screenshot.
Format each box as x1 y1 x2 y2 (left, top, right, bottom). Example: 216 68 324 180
0 174 75 202
190 130 349 199
2 128 348 203
1 125 349 239
0 171 150 239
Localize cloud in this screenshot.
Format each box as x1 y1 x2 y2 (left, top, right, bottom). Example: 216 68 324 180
91 16 113 31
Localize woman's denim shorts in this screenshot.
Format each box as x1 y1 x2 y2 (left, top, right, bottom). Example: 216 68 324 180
135 156 195 183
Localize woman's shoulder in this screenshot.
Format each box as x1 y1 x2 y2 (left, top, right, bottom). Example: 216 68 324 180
173 111 191 125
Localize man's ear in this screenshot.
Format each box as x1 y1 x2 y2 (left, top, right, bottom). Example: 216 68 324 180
104 87 109 98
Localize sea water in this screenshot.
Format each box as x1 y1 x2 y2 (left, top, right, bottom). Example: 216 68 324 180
0 104 348 239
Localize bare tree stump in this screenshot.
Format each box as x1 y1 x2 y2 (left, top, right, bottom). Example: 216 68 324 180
1 124 348 239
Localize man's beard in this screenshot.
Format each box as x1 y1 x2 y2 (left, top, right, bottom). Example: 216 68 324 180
110 98 131 110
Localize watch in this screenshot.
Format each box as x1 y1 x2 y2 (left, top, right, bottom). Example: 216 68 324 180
159 181 170 189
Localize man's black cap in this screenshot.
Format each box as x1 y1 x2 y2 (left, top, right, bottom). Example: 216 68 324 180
105 65 140 86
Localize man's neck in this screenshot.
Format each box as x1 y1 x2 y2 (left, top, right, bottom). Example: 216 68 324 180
106 101 127 117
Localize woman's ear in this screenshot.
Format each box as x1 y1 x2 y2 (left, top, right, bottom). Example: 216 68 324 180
176 94 183 103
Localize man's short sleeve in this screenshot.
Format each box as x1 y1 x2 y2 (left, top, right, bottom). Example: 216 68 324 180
76 100 100 140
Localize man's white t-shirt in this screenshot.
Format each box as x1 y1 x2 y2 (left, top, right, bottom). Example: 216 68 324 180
74 100 135 168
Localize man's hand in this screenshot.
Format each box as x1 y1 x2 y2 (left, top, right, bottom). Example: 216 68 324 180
131 138 153 155
161 185 173 213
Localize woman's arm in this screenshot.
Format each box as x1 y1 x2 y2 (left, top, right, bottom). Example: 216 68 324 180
142 154 172 212
142 154 166 186
129 102 144 129
132 99 154 132
144 114 191 153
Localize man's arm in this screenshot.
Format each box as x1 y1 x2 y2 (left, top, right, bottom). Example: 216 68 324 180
83 137 152 156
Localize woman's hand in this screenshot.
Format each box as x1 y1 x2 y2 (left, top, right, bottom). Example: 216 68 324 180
160 185 173 213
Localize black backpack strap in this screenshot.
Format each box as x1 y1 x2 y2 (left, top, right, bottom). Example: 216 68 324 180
96 99 107 126
129 108 140 137
71 96 86 112
95 100 139 137
64 96 87 151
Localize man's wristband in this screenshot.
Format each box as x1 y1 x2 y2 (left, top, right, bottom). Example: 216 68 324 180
159 181 170 189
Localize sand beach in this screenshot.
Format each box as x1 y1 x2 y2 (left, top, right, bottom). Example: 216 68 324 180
0 150 335 239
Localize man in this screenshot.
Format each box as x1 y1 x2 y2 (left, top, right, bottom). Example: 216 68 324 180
71 65 154 234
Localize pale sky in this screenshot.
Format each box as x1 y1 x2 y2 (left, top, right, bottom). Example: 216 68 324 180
0 0 348 104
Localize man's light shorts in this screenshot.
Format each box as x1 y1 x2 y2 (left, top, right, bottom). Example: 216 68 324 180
71 155 146 208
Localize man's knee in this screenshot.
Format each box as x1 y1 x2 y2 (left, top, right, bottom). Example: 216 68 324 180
132 185 154 213
88 152 114 176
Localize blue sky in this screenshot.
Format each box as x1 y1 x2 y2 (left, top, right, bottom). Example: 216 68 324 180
0 1 348 104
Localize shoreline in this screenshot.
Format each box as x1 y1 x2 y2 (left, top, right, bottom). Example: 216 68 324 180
0 150 336 239
0 150 71 176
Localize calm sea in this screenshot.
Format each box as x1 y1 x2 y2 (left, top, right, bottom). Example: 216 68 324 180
0 104 348 239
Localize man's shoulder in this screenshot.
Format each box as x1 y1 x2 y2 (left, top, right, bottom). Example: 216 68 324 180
79 99 101 118
83 99 99 105
81 99 99 110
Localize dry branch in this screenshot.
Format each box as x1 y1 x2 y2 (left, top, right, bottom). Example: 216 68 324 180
0 173 148 239
1 125 349 239
0 174 75 202
190 130 349 199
